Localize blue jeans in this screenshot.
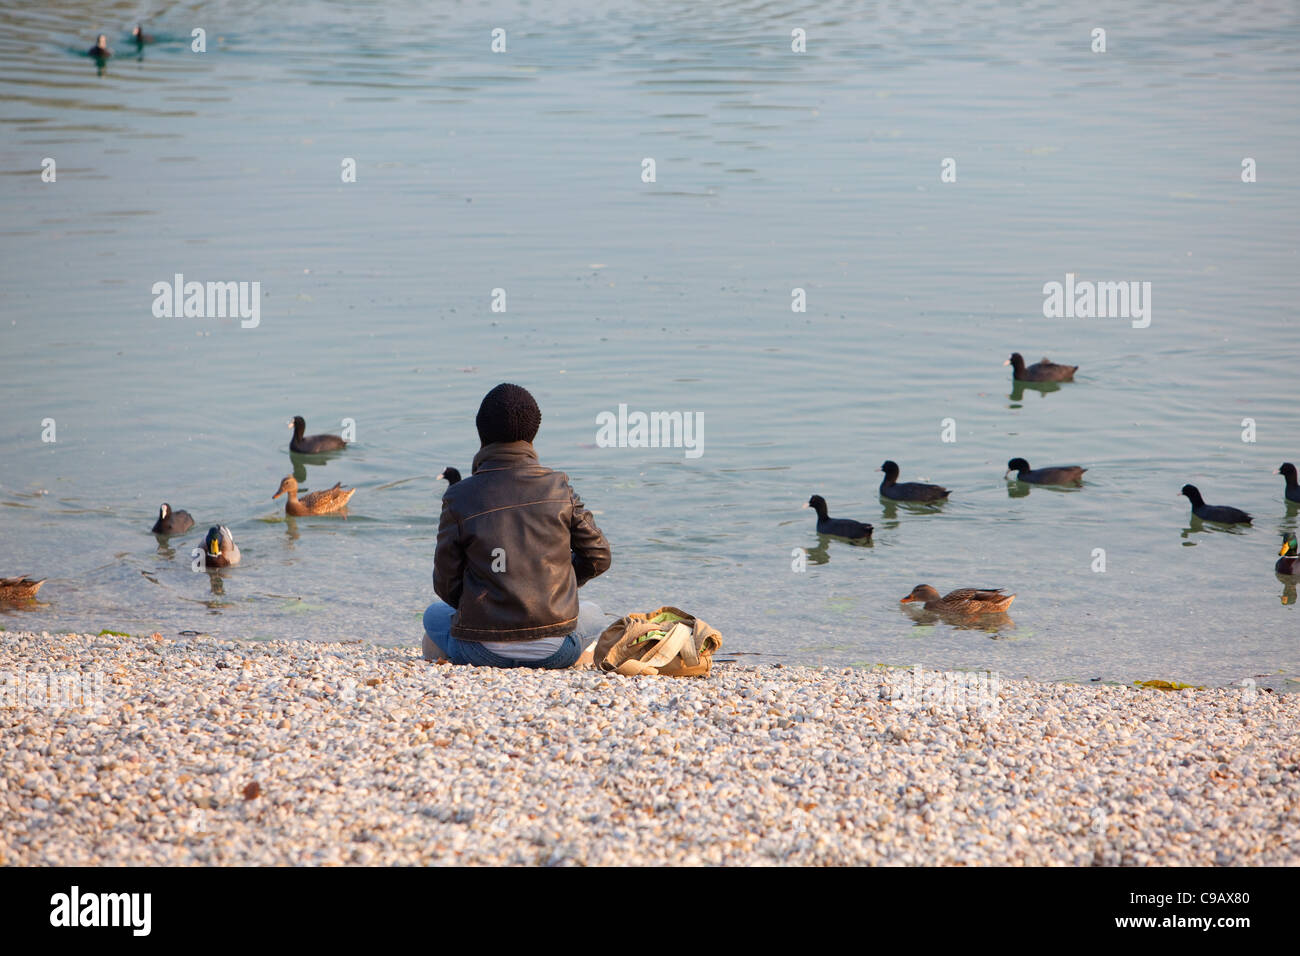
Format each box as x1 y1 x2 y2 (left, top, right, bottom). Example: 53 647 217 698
421 600 606 669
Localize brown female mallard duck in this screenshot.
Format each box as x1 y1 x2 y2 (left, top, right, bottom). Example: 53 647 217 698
273 476 355 516
1278 533 1299 576
0 576 45 603
900 584 1015 614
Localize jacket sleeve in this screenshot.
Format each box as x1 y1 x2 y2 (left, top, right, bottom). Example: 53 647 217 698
433 498 465 608
569 485 611 587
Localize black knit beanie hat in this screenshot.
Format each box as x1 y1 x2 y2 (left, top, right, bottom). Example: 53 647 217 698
476 383 541 446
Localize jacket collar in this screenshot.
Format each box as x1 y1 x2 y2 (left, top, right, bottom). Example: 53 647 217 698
472 441 539 474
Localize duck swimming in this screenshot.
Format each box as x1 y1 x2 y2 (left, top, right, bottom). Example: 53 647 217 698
1276 463 1300 504
273 476 355 516
1278 533 1299 576
438 466 462 487
805 495 873 540
0 576 45 603
878 460 950 502
288 416 347 454
1005 458 1087 485
900 584 1015 614
201 526 240 568
1004 353 1077 382
87 34 111 57
131 25 155 46
1180 485 1252 525
151 502 194 535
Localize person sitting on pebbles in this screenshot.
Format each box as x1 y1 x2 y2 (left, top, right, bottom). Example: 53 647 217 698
423 383 611 668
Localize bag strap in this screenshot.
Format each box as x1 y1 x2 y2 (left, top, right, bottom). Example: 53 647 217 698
680 624 702 666
641 622 692 669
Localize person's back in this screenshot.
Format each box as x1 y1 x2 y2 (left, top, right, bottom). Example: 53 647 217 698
423 384 611 668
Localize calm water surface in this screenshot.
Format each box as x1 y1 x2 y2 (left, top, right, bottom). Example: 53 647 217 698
2 0 1299 689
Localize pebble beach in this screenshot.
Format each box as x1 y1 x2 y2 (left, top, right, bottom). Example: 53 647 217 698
2 630 1297 866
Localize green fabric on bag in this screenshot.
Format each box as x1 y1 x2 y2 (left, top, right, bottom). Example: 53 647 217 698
634 612 687 644
648 611 687 625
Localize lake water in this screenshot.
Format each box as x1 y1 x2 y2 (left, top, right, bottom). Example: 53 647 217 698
2 0 1298 690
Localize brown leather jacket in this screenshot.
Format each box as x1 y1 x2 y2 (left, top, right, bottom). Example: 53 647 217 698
434 441 612 641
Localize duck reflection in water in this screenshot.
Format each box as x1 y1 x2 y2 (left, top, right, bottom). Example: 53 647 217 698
1009 379 1063 405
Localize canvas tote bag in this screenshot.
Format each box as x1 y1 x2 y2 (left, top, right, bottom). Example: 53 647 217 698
592 606 722 677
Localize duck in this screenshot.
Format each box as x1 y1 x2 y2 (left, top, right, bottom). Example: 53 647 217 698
201 526 240 568
438 466 462 487
151 502 194 535
1180 485 1252 525
1276 463 1300 504
273 476 355 516
131 25 155 46
878 460 950 502
0 576 46 603
1005 458 1087 485
288 416 347 454
1278 533 1299 576
805 495 872 540
87 34 111 57
900 584 1014 614
1004 352 1077 382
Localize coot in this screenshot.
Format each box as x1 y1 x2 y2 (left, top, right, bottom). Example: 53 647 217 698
878 461 950 502
288 416 347 454
1005 353 1077 382
1005 458 1087 485
1180 485 1251 524
151 502 195 535
1276 463 1300 504
806 495 872 540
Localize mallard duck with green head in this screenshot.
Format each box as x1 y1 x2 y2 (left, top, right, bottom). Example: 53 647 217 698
201 526 241 568
1278 533 1299 576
